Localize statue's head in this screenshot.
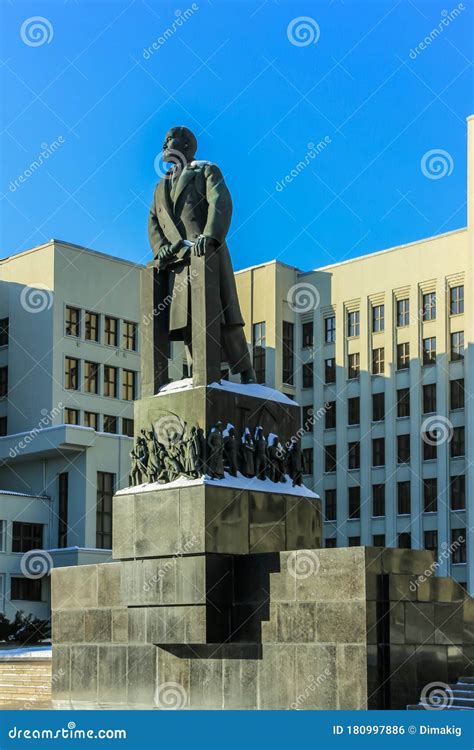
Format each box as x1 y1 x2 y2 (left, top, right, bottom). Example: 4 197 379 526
163 126 197 164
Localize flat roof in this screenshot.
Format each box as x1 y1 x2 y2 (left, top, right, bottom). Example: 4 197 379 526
0 239 145 269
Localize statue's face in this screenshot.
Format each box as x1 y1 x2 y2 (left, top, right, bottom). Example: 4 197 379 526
163 128 191 162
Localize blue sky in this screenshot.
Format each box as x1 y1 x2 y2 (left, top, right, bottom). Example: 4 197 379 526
1 0 473 271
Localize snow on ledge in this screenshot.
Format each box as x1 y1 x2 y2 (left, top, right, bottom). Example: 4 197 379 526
157 378 297 406
116 471 319 499
0 646 51 660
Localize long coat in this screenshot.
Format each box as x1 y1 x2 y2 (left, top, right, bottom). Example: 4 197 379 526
148 161 245 337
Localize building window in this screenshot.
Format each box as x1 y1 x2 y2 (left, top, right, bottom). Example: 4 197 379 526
398 533 411 549
397 481 411 515
450 426 465 458
302 405 314 432
424 530 438 556
58 473 68 549
347 310 360 338
302 321 313 348
348 441 360 470
396 342 410 370
348 486 360 519
65 306 80 337
96 472 114 549
372 347 384 375
348 353 360 380
325 489 336 521
372 437 385 467
0 417 6 436
372 484 385 517
252 322 266 384
11 578 42 601
422 337 436 365
325 401 336 429
450 378 465 410
348 396 360 425
372 304 384 332
122 417 134 437
325 538 337 549
423 433 437 461
372 392 384 422
84 411 98 430
85 311 99 342
84 361 99 394
302 448 313 474
325 445 337 473
348 536 360 547
423 478 437 513
450 285 464 315
12 522 43 552
104 366 118 398
302 362 313 388
397 388 410 418
122 369 136 401
450 475 465 510
64 408 79 425
104 316 118 347
0 318 9 347
123 321 137 351
422 383 436 414
282 321 294 386
396 299 409 327
422 292 436 321
397 434 410 464
64 357 79 390
373 534 385 546
0 367 8 398
451 530 466 564
325 358 336 384
325 316 336 343
450 331 464 361
103 415 117 434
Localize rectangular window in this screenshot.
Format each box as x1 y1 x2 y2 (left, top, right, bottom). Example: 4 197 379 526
11 578 42 601
0 367 8 398
396 342 410 370
325 445 337 473
423 337 436 365
85 311 99 342
12 522 43 552
252 322 266 384
372 304 384 332
302 447 313 474
398 533 411 549
348 441 360 470
325 401 336 429
424 530 438 556
64 408 79 425
104 366 118 398
325 316 336 343
450 331 464 361
347 310 360 337
397 299 409 327
104 316 118 347
397 434 410 464
348 353 360 380
372 392 385 422
122 369 136 401
348 486 360 519
0 417 7 436
325 489 336 521
325 538 337 549
423 478 437 513
450 475 465 510
422 292 436 321
348 536 360 547
84 411 98 430
422 383 436 414
372 484 385 517
373 534 385 547
397 388 410 418
96 472 114 549
123 321 137 351
348 396 360 425
450 426 465 457
122 417 134 438
64 357 79 390
58 473 68 548
103 415 117 434
325 358 336 384
282 321 294 386
372 437 385 467
372 347 384 375
302 405 314 432
451 530 466 564
0 318 9 347
450 285 464 315
450 379 465 410
397 481 411 515
84 361 99 394
302 362 313 388
302 321 313 348
423 433 437 461
65 306 80 337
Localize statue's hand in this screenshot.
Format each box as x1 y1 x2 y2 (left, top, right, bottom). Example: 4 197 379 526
193 235 218 257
